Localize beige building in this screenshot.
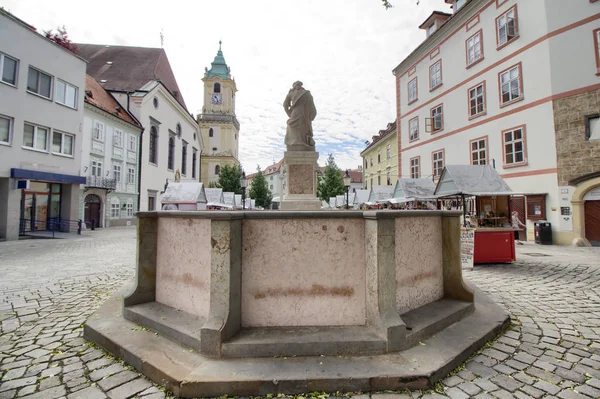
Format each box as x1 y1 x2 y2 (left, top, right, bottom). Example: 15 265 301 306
198 42 240 185
361 121 398 190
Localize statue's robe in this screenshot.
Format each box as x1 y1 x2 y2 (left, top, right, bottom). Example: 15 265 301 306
283 88 317 150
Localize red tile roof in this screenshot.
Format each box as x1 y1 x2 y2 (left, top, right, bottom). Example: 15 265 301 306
84 75 141 128
76 43 187 110
360 120 397 155
264 159 284 175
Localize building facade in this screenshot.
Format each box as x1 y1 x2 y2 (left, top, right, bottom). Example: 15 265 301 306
393 0 600 245
0 10 86 240
80 75 143 227
198 42 240 185
78 44 201 211
361 121 398 190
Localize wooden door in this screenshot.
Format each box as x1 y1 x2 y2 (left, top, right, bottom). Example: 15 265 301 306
84 194 102 228
510 196 527 240
585 200 600 246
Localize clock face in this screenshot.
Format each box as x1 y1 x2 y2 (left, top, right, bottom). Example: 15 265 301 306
211 93 222 104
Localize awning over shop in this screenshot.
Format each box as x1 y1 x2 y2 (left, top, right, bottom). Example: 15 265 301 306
11 168 86 185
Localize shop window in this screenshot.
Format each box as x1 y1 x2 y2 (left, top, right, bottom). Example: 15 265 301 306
526 195 546 221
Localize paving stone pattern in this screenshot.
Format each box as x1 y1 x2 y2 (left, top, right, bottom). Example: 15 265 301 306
1 229 600 399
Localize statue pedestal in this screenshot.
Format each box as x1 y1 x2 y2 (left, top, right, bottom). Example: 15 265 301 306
280 151 322 211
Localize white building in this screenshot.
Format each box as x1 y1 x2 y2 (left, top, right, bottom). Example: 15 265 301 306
80 75 143 227
393 0 600 245
0 10 87 240
77 44 201 211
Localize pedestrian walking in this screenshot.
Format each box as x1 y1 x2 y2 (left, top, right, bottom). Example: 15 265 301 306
512 211 526 245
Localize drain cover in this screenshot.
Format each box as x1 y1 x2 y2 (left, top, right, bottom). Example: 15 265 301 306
523 253 551 257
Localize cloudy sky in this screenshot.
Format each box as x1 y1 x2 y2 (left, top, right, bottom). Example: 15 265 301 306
3 0 449 172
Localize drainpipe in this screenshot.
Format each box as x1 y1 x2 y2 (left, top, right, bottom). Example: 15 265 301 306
137 127 145 211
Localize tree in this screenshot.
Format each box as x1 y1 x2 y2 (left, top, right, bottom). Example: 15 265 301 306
249 167 272 209
218 164 243 194
382 0 393 8
44 26 79 54
317 154 345 202
208 181 222 188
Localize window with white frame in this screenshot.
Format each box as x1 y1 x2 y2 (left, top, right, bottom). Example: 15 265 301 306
126 199 134 217
110 199 120 218
55 80 78 109
469 83 485 117
497 7 518 46
426 23 436 37
466 31 483 65
0 53 18 86
93 122 105 141
500 65 522 105
113 164 122 182
127 167 135 184
27 67 52 99
52 131 74 156
23 123 48 151
113 130 123 148
410 157 420 179
429 61 442 89
471 138 487 165
128 135 137 151
432 150 444 178
0 115 12 144
386 143 391 159
409 118 419 141
91 160 103 177
503 127 526 165
431 105 443 132
408 78 418 103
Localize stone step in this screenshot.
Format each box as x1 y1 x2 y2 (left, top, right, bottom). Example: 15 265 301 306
221 325 387 358
123 302 206 352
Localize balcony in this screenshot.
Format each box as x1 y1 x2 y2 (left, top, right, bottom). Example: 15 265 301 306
198 114 240 131
85 176 117 192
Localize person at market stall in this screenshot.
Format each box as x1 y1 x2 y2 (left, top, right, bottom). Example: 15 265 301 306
511 211 527 245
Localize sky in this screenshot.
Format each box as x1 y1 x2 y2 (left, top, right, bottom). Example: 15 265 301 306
2 0 450 172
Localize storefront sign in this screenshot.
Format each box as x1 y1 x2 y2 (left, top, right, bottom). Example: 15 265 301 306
460 228 475 270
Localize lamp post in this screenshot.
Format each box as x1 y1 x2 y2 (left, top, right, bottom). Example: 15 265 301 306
241 171 248 210
343 169 352 210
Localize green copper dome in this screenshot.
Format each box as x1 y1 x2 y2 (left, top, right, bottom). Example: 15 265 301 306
205 41 230 79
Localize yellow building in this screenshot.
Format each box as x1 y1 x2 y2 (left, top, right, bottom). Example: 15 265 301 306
360 121 398 190
198 42 240 185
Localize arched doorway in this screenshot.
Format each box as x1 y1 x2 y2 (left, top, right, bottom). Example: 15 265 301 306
570 174 600 246
84 194 102 228
584 200 600 246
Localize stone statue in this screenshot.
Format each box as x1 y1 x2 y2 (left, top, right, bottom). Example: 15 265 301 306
283 81 317 151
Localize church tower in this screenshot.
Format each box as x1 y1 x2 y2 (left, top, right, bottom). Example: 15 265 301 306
198 41 240 186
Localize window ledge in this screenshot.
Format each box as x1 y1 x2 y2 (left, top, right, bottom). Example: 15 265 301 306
0 80 17 89
52 152 74 158
503 161 528 169
429 83 443 92
92 138 105 144
469 111 487 121
466 57 485 70
22 146 49 154
500 96 524 109
0 141 11 147
27 90 52 101
431 128 445 134
496 35 520 51
56 102 78 111
409 137 420 143
407 99 418 106
149 162 158 167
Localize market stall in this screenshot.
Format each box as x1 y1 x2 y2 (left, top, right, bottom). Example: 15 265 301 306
389 178 437 210
434 165 516 264
161 180 207 211
366 185 394 209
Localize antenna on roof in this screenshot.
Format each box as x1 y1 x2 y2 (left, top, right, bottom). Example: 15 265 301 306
160 29 164 48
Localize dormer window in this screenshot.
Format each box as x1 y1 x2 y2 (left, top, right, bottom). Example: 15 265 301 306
455 0 466 11
427 23 436 37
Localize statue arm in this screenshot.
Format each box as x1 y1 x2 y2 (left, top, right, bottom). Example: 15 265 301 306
283 92 292 117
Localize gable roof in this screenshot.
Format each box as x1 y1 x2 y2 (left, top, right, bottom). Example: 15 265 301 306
360 120 397 155
264 159 284 175
76 43 187 110
340 168 362 184
84 75 141 128
434 165 513 196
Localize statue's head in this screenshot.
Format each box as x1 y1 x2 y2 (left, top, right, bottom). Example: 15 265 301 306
292 81 303 90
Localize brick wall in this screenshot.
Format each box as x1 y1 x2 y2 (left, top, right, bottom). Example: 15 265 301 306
553 89 600 186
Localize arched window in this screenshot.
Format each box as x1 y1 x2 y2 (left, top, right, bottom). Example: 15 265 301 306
168 136 175 170
176 123 182 137
181 143 187 175
149 126 158 164
214 83 221 93
215 165 220 175
209 128 214 137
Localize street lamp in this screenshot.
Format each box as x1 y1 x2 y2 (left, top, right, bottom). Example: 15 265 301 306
343 169 352 210
241 171 248 210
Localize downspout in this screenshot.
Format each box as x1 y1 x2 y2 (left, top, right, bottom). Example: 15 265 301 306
137 127 145 211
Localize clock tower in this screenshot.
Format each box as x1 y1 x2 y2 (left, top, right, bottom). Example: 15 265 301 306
197 41 240 186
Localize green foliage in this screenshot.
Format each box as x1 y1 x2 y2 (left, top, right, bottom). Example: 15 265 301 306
208 181 222 188
317 154 345 202
217 164 243 194
382 0 393 8
249 167 272 209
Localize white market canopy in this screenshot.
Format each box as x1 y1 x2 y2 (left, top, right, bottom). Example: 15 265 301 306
234 194 242 207
329 197 337 209
161 181 207 205
391 178 436 203
368 185 395 204
205 188 224 204
353 189 370 206
223 192 235 207
434 165 514 197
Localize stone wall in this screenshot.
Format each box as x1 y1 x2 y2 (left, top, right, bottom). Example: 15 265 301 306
553 89 600 186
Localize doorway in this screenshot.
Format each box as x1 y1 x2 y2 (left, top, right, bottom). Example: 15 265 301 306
20 182 61 233
585 200 600 246
84 194 102 228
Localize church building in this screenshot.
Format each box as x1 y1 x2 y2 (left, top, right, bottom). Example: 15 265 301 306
198 42 240 185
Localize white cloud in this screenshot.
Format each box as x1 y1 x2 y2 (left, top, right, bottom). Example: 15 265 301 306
3 0 448 171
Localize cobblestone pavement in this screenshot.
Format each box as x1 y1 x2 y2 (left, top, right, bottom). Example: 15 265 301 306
1 229 600 399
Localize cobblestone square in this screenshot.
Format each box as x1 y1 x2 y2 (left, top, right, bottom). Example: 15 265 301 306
1 228 600 399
